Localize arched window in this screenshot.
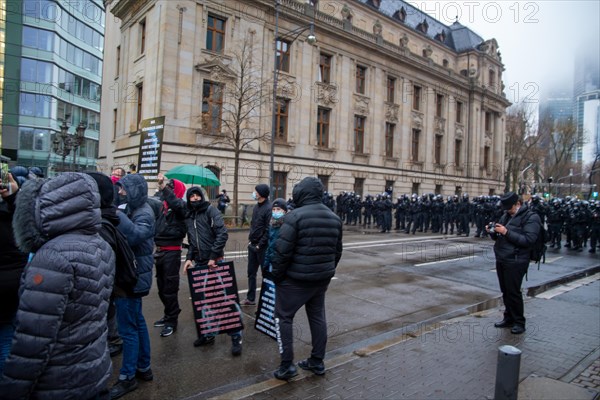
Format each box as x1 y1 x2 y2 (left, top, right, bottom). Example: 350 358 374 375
205 165 221 201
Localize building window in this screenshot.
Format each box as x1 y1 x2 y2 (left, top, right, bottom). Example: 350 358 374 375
456 101 463 123
316 107 330 148
275 98 289 142
385 122 395 157
483 146 490 170
139 19 146 54
113 109 118 140
411 128 420 161
116 45 120 77
485 111 492 133
413 85 422 111
436 94 444 117
205 166 221 199
354 115 365 154
136 84 143 129
19 128 34 150
385 180 395 194
435 184 442 194
443 59 449 68
273 171 287 200
354 177 365 196
455 139 462 165
412 182 420 194
355 65 366 94
434 135 442 164
318 174 330 192
202 80 224 133
386 76 395 103
319 53 331 83
206 15 226 53
276 39 290 73
489 70 496 88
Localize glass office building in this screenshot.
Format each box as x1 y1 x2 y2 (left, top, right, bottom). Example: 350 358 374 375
1 0 104 173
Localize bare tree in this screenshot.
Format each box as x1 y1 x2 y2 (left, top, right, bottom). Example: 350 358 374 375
504 103 543 193
201 34 271 223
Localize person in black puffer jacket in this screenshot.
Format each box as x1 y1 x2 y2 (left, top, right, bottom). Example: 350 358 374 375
0 173 115 400
488 192 541 335
0 172 28 375
271 177 343 381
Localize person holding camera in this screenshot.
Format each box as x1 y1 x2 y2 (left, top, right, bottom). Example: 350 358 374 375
487 192 541 335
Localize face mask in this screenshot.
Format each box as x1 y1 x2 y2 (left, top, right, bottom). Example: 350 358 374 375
251 192 258 201
272 210 285 219
189 200 202 209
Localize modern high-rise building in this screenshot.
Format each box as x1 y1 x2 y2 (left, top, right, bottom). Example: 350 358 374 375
0 0 105 174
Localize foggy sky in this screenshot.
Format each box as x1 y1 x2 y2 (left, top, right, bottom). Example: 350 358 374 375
413 1 600 103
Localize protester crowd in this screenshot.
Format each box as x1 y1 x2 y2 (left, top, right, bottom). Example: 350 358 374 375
0 168 343 399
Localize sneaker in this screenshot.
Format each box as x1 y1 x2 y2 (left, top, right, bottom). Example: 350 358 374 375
273 364 298 380
109 378 138 399
193 335 215 347
297 358 325 376
231 335 242 356
109 343 123 357
135 368 154 382
241 299 256 306
160 326 175 337
153 318 166 327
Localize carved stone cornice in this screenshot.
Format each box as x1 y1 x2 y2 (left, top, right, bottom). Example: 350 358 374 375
434 116 446 134
194 58 237 82
411 111 424 129
354 94 370 116
315 82 338 107
277 74 300 100
385 103 399 123
111 0 150 23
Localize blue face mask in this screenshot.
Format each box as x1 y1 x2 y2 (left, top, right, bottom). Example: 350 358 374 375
251 192 258 201
272 210 285 219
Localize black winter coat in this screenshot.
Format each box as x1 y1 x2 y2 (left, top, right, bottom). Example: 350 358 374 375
185 187 228 264
248 199 272 249
272 177 343 284
154 186 187 246
1 173 114 400
0 191 28 324
491 203 541 263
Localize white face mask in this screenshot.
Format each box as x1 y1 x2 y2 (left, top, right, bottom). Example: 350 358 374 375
251 192 258 201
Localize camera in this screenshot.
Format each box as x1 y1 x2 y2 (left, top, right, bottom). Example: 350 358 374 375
0 160 9 191
488 222 496 233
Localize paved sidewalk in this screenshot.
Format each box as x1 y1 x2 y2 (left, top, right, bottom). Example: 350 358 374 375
213 278 599 400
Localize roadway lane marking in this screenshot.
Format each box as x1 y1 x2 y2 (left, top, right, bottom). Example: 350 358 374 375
544 256 563 263
394 242 473 256
345 235 444 246
415 256 476 267
347 239 443 250
536 273 600 299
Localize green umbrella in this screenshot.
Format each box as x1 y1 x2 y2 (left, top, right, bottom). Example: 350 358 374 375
165 165 221 186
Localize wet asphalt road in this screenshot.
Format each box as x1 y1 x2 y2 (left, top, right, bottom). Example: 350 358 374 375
112 227 600 399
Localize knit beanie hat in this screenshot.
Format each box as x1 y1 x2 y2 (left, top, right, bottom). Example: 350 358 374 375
255 183 270 199
272 198 288 211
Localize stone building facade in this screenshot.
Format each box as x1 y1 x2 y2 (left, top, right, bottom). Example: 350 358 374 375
99 0 510 200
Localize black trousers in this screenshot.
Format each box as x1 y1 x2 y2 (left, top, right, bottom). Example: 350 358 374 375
275 280 329 367
496 260 528 327
155 250 182 327
247 245 266 302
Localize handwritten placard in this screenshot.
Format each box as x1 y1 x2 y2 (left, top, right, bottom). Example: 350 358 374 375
187 261 244 336
254 277 277 340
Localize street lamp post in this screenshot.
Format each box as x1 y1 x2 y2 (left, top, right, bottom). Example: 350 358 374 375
269 0 316 198
53 118 86 172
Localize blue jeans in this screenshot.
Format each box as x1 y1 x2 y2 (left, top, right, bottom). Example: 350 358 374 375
0 320 15 375
115 297 151 380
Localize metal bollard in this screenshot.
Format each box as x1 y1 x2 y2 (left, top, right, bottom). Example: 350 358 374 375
494 345 522 400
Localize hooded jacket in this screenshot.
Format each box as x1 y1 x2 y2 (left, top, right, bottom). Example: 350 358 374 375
154 179 187 246
0 173 114 400
491 203 541 263
272 177 343 284
185 187 228 263
115 174 155 297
